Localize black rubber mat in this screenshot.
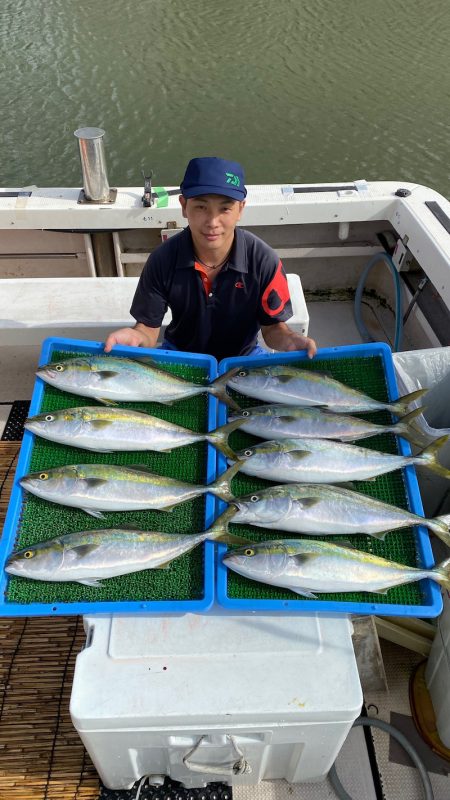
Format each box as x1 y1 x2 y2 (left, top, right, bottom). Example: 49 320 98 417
1 401 30 441
99 777 232 800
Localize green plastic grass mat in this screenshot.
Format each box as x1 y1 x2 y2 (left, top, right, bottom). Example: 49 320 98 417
7 350 212 606
223 354 427 606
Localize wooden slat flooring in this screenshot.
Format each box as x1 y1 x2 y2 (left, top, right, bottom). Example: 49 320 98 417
0 443 100 799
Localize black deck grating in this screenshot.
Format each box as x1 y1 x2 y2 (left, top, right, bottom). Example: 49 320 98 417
99 777 232 800
1 401 30 441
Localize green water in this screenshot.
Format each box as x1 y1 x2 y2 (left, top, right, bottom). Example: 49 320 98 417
1 0 449 196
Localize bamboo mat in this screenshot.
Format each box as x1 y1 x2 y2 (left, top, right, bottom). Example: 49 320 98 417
0 442 100 800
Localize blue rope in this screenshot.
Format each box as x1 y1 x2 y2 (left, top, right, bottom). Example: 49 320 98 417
354 253 403 352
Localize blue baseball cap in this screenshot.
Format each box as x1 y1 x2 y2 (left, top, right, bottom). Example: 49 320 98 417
180 157 247 201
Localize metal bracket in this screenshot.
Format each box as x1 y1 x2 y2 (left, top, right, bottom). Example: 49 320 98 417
142 170 153 207
77 188 117 204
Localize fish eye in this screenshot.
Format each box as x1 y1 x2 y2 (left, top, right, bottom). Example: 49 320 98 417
24 550 34 559
55 364 64 372
250 495 259 502
45 415 54 422
39 473 49 480
242 410 250 417
238 370 247 377
244 449 253 457
244 548 255 557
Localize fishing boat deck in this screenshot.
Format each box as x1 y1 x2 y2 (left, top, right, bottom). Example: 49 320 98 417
1 295 450 799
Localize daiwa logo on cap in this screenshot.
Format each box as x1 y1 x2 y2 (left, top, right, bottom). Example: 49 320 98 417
226 172 241 187
180 157 247 200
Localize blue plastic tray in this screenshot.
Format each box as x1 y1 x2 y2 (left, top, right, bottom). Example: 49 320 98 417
215 343 442 617
0 338 218 617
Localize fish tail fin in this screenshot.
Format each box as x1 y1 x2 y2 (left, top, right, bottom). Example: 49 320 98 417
389 388 428 414
394 407 428 447
207 461 242 502
204 507 251 545
207 368 242 411
429 514 450 548
206 418 247 460
417 436 450 478
435 557 450 590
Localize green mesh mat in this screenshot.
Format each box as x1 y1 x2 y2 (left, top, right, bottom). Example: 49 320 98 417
222 354 426 606
7 351 212 605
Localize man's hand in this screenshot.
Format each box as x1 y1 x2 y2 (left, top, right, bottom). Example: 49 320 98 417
283 333 317 359
261 322 317 359
104 323 160 353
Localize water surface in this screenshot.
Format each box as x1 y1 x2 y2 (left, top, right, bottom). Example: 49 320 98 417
1 0 449 196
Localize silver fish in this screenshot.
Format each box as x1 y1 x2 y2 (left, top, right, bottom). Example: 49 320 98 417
223 539 450 598
227 365 426 413
214 485 450 547
229 405 424 445
37 355 240 409
5 526 247 588
20 461 241 519
25 406 244 460
230 436 450 484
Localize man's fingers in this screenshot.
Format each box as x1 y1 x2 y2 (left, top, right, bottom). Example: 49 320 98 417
104 335 116 353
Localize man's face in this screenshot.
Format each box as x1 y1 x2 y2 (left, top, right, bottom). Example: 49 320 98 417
179 194 245 255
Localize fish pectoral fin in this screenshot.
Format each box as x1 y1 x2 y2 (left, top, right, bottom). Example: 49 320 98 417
98 370 120 379
276 375 296 384
290 451 310 461
78 578 104 588
81 507 106 520
70 543 100 557
288 586 318 599
290 553 322 565
85 478 110 488
89 419 114 429
94 397 119 406
154 561 173 569
299 498 321 509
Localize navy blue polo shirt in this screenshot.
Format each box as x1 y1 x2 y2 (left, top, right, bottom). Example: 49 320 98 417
130 227 293 361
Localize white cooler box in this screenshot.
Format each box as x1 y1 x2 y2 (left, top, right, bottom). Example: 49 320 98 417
70 613 362 790
426 587 450 748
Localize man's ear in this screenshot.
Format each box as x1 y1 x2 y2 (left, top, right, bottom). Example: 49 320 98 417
237 200 246 219
179 195 188 219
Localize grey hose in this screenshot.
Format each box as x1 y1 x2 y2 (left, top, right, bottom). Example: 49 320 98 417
328 716 434 800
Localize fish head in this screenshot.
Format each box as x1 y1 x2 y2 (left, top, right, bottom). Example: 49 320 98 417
5 538 65 581
24 408 85 439
227 367 274 394
20 465 84 501
228 405 270 423
235 486 293 523
231 441 284 473
222 540 290 581
36 357 96 391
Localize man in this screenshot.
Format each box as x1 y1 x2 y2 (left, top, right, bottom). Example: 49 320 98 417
104 157 317 360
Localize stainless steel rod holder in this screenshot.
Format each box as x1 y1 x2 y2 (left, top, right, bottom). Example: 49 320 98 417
74 127 111 202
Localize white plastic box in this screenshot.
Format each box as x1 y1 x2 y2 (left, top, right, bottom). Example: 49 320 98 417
425 587 450 748
70 613 362 790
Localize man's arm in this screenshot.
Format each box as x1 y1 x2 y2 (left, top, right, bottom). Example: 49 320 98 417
261 322 317 359
104 322 161 353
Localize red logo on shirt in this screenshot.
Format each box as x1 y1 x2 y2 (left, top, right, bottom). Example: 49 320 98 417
261 261 290 316
235 281 244 289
